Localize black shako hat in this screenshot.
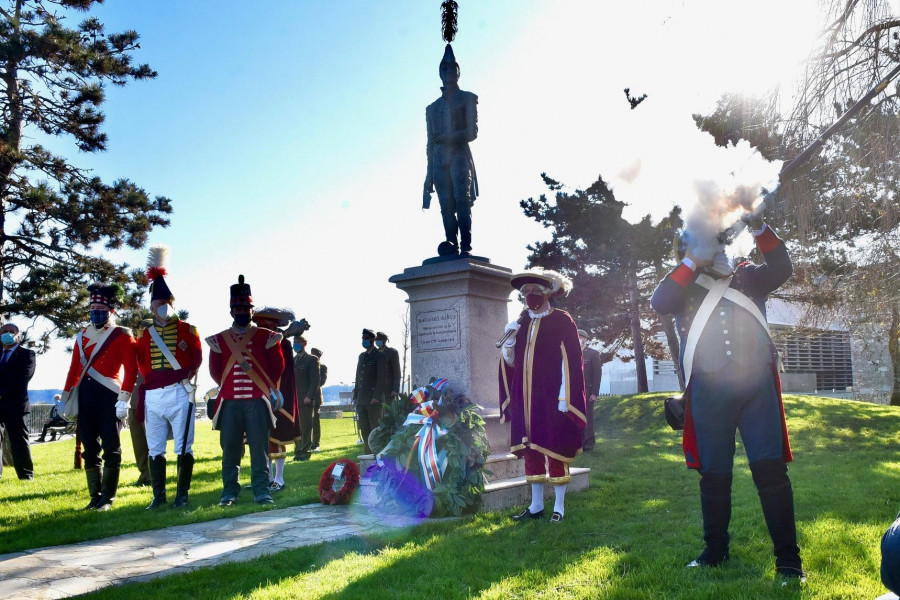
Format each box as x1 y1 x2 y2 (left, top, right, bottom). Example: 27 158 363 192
146 244 174 303
230 275 253 308
88 282 124 309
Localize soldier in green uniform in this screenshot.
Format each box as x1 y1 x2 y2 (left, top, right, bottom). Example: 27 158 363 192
353 329 386 455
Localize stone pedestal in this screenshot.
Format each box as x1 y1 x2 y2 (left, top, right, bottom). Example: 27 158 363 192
389 258 513 452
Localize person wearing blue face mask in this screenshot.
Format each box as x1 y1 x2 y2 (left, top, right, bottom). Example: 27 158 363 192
0 322 37 480
61 282 138 510
353 329 387 455
206 276 285 507
291 335 320 462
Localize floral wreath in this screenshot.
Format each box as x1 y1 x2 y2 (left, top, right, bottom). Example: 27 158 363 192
366 377 490 517
318 459 360 505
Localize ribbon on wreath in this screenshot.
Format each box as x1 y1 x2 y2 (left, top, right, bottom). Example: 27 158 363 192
403 401 448 491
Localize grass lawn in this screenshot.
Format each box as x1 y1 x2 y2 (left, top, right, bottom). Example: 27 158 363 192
6 395 900 599
0 413 361 554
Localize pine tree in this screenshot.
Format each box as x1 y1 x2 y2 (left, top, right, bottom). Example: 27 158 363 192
1 0 171 351
520 174 683 393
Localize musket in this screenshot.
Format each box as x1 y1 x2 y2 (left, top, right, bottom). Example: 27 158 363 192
496 309 528 348
778 62 900 183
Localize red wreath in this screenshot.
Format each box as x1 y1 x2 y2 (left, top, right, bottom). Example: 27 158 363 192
318 459 360 505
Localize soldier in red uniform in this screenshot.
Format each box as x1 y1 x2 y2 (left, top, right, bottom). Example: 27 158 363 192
135 245 203 509
62 283 138 511
251 307 299 492
207 275 285 506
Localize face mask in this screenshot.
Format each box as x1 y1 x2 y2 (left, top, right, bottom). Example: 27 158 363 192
233 313 251 327
1 332 15 346
293 343 304 353
156 304 170 319
525 293 546 311
362 339 371 349
90 310 109 326
375 341 384 349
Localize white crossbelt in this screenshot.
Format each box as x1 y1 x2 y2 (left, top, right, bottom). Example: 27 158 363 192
682 273 771 388
147 325 182 370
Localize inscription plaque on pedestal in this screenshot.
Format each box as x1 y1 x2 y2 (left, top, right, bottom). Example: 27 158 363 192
416 308 460 352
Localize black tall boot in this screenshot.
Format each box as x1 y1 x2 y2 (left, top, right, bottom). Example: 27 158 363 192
688 472 732 568
146 456 167 510
750 459 805 578
172 454 194 509
95 466 120 512
83 467 102 510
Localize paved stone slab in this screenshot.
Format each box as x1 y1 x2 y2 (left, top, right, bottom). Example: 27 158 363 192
0 503 428 599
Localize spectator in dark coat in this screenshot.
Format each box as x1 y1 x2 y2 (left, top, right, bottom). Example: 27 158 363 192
0 322 36 480
354 329 386 454
375 332 401 401
578 329 602 452
292 336 320 461
310 348 326 450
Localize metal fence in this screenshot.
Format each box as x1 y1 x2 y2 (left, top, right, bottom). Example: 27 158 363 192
27 404 54 434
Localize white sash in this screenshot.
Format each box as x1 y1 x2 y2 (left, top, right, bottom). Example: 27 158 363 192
76 326 120 392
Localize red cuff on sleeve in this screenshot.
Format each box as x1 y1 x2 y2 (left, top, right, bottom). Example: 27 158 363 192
755 228 780 253
670 263 695 287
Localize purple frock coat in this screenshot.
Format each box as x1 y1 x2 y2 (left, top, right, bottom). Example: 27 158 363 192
499 308 587 462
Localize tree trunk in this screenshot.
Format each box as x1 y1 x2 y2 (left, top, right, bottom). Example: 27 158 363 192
890 305 900 406
661 313 685 391
627 269 649 393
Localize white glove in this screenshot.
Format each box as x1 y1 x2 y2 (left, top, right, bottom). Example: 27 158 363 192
557 400 569 413
504 320 520 335
115 391 131 419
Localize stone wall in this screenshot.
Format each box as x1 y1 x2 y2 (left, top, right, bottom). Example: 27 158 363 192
849 321 893 404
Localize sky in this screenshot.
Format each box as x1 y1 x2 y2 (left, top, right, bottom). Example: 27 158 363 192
22 0 825 392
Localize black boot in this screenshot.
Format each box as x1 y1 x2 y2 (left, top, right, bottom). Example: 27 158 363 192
83 467 102 510
172 454 194 509
146 456 167 510
750 459 805 579
688 472 732 568
95 467 120 511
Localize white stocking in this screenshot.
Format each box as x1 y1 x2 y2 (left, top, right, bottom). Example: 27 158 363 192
553 483 567 516
529 483 545 513
273 457 285 486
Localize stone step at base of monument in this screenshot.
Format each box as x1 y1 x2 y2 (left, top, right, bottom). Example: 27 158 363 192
481 467 590 513
484 452 524 482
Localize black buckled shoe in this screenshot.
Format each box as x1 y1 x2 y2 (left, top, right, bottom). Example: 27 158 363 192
686 547 729 568
549 511 564 523
511 507 544 521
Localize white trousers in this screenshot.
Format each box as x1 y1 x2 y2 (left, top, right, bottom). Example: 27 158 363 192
145 382 194 458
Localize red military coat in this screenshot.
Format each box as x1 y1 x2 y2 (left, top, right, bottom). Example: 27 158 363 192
64 324 137 395
134 318 203 421
206 325 284 427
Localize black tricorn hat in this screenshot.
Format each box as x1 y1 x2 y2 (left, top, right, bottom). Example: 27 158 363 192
230 275 253 308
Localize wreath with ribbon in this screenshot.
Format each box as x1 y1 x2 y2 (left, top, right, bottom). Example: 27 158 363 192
366 377 490 517
318 459 360 505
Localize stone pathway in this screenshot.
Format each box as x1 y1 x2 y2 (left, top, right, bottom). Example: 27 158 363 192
0 503 427 599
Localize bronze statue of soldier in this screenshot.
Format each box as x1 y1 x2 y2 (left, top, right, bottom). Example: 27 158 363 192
423 44 479 257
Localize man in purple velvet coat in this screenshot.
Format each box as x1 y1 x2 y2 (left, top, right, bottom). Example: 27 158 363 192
499 268 587 523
